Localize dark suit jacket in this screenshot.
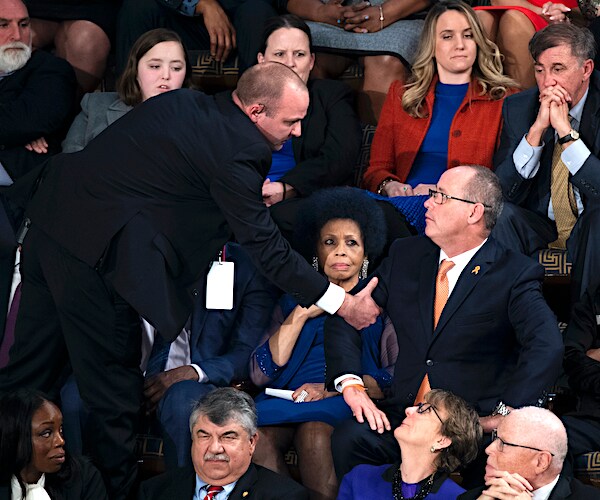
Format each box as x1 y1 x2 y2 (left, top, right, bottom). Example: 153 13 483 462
563 284 600 419
22 89 329 340
280 79 361 197
190 242 277 386
137 463 308 499
458 474 600 499
0 50 76 181
325 236 563 419
494 70 600 216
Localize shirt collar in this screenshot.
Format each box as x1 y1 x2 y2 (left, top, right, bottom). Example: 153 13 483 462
439 239 487 269
532 474 560 500
194 474 238 499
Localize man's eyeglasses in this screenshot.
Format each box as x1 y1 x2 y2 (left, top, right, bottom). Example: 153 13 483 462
491 429 554 456
416 402 445 425
428 189 492 209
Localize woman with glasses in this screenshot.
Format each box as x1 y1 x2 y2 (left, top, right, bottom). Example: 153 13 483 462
338 389 482 499
361 0 516 234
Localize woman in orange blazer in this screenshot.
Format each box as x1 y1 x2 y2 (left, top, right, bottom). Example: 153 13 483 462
364 0 516 206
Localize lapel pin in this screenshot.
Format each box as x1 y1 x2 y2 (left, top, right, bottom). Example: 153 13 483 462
471 266 480 275
243 492 249 497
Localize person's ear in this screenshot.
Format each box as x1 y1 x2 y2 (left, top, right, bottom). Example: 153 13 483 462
309 53 315 72
247 103 266 123
467 203 486 226
534 450 553 474
583 58 594 82
249 432 258 455
257 52 266 65
433 435 452 452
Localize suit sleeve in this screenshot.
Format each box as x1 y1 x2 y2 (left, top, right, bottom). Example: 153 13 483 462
280 81 360 196
502 260 564 406
324 242 395 390
210 143 329 306
563 288 600 396
62 93 92 153
0 54 76 146
493 98 537 206
199 268 277 386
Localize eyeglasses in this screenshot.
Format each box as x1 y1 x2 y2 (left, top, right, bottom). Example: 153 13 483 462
428 189 492 209
416 402 445 425
491 429 554 456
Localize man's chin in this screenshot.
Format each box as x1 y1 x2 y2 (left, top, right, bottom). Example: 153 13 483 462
0 43 32 73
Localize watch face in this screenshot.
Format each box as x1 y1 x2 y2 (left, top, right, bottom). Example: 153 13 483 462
572 130 580 140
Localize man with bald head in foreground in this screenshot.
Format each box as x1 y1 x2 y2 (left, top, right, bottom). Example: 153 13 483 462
0 62 380 499
460 407 600 499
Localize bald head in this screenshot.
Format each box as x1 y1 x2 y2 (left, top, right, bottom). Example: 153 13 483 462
485 407 568 489
504 408 568 470
234 61 307 117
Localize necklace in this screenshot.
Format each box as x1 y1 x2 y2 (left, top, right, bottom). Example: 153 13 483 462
392 468 436 500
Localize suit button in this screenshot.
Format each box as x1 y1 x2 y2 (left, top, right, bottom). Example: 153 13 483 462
426 359 434 367
0 145 5 150
192 289 199 297
452 130 462 138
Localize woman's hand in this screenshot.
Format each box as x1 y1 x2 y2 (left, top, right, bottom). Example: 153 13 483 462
412 183 435 196
24 137 48 154
383 181 413 197
292 382 336 402
196 0 236 62
540 2 571 23
316 0 355 27
342 2 385 33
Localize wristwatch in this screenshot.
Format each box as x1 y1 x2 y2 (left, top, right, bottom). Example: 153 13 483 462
491 401 511 417
558 129 580 145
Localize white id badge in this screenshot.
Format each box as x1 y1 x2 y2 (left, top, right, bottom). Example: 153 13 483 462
206 260 234 310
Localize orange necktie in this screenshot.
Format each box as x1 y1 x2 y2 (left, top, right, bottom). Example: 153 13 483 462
414 259 455 404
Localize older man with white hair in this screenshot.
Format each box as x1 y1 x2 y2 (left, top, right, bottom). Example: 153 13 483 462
459 407 600 499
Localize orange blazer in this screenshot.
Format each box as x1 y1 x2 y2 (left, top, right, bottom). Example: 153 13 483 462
363 77 514 192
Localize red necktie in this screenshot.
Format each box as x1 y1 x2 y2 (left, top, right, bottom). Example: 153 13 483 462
205 485 223 500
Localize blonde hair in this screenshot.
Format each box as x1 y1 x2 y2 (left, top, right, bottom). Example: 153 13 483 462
402 0 516 118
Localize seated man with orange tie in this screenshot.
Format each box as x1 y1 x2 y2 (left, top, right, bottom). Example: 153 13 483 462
325 166 563 485
492 23 600 306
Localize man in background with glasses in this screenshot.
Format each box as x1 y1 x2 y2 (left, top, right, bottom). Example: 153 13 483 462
459 407 600 499
326 165 563 486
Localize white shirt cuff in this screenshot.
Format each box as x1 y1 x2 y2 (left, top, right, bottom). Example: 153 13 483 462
316 283 345 314
561 139 590 175
514 134 543 178
334 374 364 393
190 364 207 383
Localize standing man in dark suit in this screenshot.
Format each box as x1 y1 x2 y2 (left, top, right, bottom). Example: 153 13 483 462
492 23 600 305
138 387 308 500
0 62 379 500
0 0 75 337
325 165 563 479
459 407 600 499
